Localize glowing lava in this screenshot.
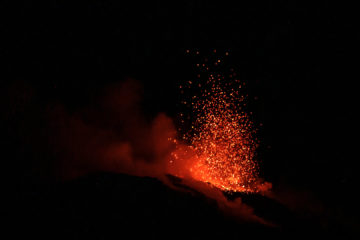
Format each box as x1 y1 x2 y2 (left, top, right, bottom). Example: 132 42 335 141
169 50 260 192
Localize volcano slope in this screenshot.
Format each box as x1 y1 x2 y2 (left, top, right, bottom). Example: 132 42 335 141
2 172 355 239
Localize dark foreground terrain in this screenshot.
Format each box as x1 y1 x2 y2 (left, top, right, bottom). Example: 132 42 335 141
2 172 355 239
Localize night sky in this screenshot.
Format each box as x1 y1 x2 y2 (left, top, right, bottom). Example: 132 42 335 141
1 1 359 238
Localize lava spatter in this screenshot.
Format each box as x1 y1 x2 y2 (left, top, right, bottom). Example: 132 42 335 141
170 50 260 192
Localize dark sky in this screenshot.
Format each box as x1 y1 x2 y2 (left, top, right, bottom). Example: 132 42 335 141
1 0 358 216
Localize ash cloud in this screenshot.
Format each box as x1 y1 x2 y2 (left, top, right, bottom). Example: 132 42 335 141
46 79 177 180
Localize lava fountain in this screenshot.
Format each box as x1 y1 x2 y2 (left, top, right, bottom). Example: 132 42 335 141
168 50 263 193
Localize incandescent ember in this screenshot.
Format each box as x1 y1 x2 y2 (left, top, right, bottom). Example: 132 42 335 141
168 50 261 193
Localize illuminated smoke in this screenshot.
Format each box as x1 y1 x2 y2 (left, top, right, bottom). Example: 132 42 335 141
47 79 177 180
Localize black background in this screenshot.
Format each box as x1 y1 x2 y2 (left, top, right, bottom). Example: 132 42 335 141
1 0 359 238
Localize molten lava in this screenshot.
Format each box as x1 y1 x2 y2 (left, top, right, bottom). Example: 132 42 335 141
169 50 260 193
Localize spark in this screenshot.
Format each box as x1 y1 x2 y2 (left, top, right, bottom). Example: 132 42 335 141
172 50 260 193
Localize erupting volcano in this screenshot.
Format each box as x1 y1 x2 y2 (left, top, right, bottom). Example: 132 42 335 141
168 50 262 193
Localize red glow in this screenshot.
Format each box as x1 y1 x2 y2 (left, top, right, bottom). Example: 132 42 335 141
168 50 261 193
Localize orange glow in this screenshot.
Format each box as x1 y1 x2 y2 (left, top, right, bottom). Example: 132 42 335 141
169 50 260 192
